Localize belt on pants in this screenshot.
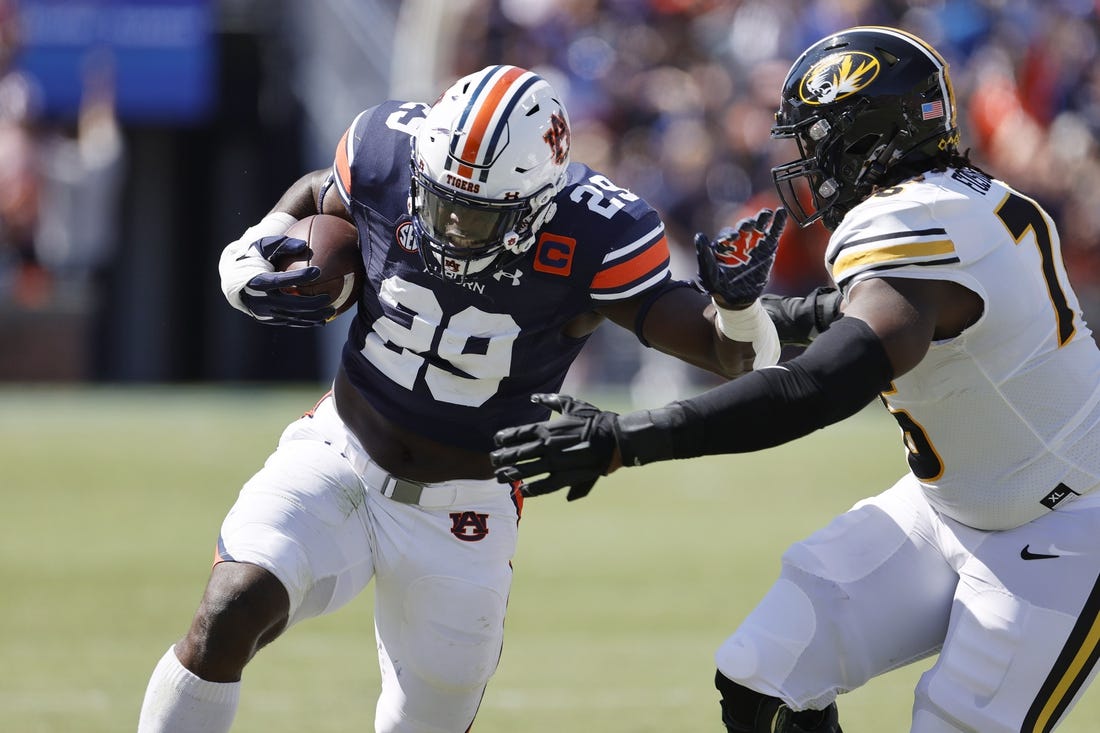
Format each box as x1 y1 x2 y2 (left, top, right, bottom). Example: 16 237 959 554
338 431 463 507
358 457 427 504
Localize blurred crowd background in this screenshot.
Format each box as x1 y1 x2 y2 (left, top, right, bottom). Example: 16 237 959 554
3 0 1100 398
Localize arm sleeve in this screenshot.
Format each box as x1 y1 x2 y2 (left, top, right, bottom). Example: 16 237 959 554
614 315 894 466
759 286 844 346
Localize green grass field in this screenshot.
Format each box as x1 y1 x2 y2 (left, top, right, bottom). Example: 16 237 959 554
2 385 1097 732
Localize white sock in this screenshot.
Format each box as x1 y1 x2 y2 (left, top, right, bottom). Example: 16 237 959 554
137 645 241 733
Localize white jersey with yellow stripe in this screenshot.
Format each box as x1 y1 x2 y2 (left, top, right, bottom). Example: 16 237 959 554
827 167 1100 529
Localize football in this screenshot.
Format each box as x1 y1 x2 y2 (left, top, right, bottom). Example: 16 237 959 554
275 214 364 317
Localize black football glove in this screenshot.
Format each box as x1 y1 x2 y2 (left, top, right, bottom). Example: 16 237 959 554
695 208 787 307
240 235 335 327
491 394 619 501
760 286 844 346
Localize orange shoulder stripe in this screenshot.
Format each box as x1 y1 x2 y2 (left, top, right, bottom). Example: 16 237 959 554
334 128 353 194
591 235 670 290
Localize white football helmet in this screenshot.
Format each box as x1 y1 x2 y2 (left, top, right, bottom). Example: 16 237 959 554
410 65 571 281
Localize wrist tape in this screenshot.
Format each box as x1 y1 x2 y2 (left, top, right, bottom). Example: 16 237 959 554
713 299 781 369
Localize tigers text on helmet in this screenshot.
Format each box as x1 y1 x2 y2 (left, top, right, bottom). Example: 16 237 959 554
771 26 959 230
410 65 571 282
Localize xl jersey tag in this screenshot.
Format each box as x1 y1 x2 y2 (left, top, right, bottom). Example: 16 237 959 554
1040 483 1078 510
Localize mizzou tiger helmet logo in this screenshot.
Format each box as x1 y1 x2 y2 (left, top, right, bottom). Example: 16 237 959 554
799 51 880 105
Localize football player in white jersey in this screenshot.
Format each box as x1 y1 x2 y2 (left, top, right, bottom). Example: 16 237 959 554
492 27 1100 733
136 64 841 733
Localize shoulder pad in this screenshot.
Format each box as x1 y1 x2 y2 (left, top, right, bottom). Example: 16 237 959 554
333 100 430 206
827 186 959 289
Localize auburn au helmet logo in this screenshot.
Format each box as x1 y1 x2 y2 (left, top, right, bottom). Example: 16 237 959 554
799 51 880 105
543 111 570 165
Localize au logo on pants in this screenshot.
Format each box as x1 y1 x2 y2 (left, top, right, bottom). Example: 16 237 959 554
450 511 490 542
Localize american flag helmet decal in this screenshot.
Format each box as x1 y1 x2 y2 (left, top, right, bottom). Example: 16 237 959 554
921 100 944 120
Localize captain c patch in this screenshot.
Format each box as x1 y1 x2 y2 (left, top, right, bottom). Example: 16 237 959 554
533 233 576 276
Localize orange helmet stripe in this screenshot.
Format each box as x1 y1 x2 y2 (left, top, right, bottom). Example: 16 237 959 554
455 66 527 179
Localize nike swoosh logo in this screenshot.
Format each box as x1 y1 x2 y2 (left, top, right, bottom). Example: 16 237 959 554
1021 544 1059 560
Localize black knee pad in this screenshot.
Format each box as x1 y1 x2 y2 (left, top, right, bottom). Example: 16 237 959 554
715 671 782 732
775 702 842 732
714 671 843 733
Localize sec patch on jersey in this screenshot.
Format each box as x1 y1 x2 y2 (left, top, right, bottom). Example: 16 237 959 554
275 214 364 317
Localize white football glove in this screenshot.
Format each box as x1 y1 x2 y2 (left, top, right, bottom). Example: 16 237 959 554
219 212 297 316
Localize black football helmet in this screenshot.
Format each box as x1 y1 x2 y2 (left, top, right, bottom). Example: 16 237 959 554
771 26 960 230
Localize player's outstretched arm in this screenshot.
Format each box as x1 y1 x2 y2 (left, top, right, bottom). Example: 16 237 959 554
602 208 788 379
693 208 786 369
691 206 845 349
491 313 895 500
761 286 844 346
492 394 623 502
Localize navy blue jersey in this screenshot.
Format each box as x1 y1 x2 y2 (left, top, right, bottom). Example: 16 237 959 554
331 100 672 450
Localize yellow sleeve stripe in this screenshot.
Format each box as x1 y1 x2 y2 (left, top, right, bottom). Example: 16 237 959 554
832 239 957 283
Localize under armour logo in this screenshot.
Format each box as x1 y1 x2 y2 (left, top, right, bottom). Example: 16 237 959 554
493 269 523 287
449 511 490 542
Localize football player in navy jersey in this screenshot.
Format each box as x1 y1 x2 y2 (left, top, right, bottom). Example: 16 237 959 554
492 29 1100 733
137 65 836 733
